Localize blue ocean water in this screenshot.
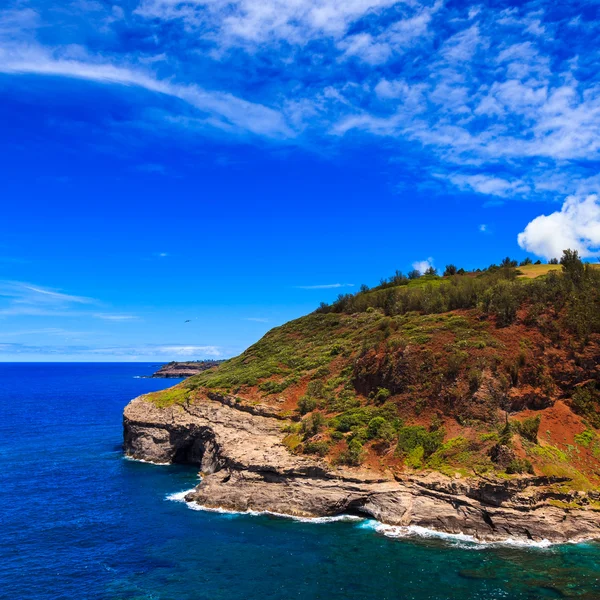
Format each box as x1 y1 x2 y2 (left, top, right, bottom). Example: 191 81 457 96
1 363 600 599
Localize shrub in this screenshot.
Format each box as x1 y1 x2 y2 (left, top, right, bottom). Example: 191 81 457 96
405 446 425 468
337 439 364 466
301 412 325 439
506 458 534 474
571 384 600 428
574 429 595 448
468 368 483 392
367 417 397 443
374 387 391 404
397 426 445 458
302 441 330 456
443 264 458 277
298 396 317 415
514 416 541 442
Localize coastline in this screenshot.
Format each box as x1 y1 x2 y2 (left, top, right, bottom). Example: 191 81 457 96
123 393 600 545
164 485 576 549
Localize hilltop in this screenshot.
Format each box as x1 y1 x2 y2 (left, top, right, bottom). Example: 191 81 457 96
124 251 600 542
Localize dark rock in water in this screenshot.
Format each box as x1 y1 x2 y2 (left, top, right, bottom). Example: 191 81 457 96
151 361 223 378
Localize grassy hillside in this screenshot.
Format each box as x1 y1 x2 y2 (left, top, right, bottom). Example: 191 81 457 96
148 253 600 489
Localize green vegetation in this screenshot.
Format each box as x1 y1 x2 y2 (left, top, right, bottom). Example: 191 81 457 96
145 386 189 408
513 416 541 443
572 384 600 428
147 251 600 482
318 251 600 339
575 429 595 448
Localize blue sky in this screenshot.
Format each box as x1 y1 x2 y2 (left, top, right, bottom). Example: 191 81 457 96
1 0 600 361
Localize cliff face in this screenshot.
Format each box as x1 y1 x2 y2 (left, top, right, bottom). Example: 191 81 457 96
123 393 600 543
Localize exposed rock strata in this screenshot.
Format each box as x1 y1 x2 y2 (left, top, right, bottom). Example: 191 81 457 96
123 394 600 543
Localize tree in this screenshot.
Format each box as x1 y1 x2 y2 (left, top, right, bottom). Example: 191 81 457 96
424 266 438 276
408 269 421 280
359 284 370 293
501 257 518 268
560 249 585 287
443 264 457 277
549 258 559 265
457 268 466 275
519 257 532 266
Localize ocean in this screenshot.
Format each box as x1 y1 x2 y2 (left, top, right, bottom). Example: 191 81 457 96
1 363 599 599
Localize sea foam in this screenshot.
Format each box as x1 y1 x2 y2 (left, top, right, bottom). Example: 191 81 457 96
166 490 564 547
165 489 362 523
358 520 556 549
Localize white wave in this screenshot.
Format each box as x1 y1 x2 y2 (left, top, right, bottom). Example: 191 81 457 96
358 520 556 549
166 489 196 502
123 454 171 466
165 491 362 523
164 492 588 547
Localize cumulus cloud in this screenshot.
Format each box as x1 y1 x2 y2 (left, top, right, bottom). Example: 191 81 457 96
517 195 600 260
412 258 434 274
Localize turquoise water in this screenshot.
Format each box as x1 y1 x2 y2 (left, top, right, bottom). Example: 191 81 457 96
1 363 599 599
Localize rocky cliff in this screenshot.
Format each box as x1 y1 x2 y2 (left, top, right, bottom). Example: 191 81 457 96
123 392 600 543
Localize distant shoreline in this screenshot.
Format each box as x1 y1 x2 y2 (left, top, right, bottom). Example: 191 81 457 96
149 360 224 378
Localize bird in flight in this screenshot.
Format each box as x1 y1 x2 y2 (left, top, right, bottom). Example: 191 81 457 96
184 320 191 323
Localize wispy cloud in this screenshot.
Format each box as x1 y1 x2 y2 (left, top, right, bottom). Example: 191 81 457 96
0 342 221 358
0 44 293 138
2 1 600 207
93 313 139 321
0 281 94 305
244 317 269 323
0 280 136 321
295 283 355 290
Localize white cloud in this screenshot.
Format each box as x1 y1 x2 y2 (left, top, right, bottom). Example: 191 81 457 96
0 281 94 305
2 1 600 204
244 317 269 322
153 345 221 357
0 45 293 138
93 313 139 321
135 0 402 46
296 283 354 289
0 342 222 358
0 280 137 321
517 195 600 259
479 224 487 232
412 258 434 274
445 174 531 197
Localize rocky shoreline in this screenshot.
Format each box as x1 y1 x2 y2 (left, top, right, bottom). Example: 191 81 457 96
150 361 223 378
123 393 600 543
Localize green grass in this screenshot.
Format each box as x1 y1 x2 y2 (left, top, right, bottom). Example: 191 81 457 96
145 386 189 408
